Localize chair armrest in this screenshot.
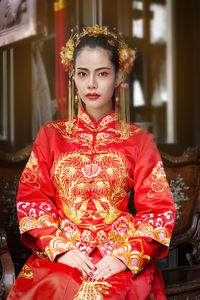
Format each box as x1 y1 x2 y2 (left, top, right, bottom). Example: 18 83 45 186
0 228 15 299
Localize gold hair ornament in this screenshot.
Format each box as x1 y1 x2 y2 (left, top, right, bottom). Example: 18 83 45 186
60 25 136 77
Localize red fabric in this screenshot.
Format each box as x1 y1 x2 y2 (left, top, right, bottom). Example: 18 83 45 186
8 250 166 300
9 108 176 298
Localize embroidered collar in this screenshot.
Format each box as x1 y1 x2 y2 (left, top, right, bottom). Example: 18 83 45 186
78 106 119 131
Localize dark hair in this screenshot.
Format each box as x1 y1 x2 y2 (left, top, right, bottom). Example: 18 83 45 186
73 34 120 72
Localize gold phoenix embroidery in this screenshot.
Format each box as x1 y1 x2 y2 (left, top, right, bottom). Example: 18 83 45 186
52 149 130 227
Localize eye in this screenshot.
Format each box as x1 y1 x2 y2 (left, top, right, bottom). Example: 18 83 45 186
99 71 109 77
77 71 87 77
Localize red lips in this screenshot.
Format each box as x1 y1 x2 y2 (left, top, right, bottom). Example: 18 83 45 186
86 93 100 100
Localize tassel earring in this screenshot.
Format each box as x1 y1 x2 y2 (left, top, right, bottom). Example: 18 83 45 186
115 87 119 106
115 81 130 136
68 77 75 134
115 87 120 133
75 87 81 119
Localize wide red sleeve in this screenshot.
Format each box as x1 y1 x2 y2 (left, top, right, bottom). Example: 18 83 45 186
111 131 176 276
16 126 76 262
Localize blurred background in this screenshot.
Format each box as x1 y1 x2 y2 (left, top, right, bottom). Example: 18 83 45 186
0 0 200 155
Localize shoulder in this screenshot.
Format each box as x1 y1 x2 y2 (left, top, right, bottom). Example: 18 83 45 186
37 118 77 137
128 122 153 139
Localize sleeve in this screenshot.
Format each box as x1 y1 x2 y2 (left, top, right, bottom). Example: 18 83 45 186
16 126 77 262
111 131 176 276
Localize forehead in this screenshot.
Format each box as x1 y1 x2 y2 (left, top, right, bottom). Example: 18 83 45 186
75 46 113 68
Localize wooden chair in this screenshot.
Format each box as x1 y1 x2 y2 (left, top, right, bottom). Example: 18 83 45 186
0 229 15 299
160 147 200 299
0 145 32 299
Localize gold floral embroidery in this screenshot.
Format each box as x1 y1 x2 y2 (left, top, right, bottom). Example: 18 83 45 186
52 149 130 227
112 239 151 274
143 161 171 198
108 215 135 243
19 215 58 233
42 233 76 261
47 120 70 136
135 223 170 246
21 151 44 189
74 277 112 300
18 264 34 280
60 218 81 241
47 108 137 149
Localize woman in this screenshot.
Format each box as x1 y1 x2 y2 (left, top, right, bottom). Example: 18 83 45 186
8 25 176 299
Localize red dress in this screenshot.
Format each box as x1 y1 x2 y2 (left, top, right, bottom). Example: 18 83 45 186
8 108 176 299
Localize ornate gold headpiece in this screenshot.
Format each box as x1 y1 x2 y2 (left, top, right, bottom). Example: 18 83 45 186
60 25 136 77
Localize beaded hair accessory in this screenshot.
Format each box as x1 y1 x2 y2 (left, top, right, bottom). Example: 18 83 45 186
60 25 136 77
60 25 136 134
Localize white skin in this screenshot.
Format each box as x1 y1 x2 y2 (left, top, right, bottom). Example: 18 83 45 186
56 47 127 280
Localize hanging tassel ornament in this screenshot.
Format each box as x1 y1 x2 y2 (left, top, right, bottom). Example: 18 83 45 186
115 87 119 106
74 87 82 127
75 88 79 104
68 77 74 134
115 87 120 133
119 81 130 136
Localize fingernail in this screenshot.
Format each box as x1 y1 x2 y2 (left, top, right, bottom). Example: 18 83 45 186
88 276 93 281
89 272 93 277
101 277 105 281
93 266 97 271
92 278 95 282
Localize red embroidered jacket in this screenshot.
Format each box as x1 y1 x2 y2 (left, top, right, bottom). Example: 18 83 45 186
17 108 176 276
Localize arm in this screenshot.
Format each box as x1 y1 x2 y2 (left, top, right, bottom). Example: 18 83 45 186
17 125 76 262
110 131 176 276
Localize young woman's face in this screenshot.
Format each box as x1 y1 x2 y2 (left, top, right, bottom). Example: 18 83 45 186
74 47 121 120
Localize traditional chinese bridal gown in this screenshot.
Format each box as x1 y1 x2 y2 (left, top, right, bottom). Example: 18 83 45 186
8 107 176 300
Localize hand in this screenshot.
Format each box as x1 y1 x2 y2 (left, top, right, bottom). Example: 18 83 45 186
56 249 96 278
93 255 128 281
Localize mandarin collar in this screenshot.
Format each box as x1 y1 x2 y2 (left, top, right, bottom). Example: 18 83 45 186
78 106 119 131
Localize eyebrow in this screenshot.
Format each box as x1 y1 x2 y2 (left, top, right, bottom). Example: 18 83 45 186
77 67 111 71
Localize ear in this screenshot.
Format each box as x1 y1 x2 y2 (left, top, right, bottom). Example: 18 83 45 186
115 71 123 88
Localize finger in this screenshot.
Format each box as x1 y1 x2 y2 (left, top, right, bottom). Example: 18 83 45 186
94 265 113 281
93 259 109 277
78 253 96 271
74 256 96 277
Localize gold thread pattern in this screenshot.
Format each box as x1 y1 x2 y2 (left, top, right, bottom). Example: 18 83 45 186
52 149 129 227
143 161 171 198
21 151 44 190
74 277 112 300
19 215 58 233
18 264 34 280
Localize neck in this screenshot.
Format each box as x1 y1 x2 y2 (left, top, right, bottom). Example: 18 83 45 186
85 104 113 123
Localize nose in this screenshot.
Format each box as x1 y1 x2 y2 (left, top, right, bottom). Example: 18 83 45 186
88 73 97 89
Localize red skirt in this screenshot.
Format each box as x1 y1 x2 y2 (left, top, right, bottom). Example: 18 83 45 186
7 250 167 300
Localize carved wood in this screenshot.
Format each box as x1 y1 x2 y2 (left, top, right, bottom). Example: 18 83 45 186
161 147 200 254
0 229 15 299
0 144 32 299
161 147 200 298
